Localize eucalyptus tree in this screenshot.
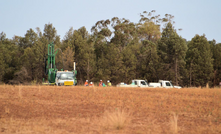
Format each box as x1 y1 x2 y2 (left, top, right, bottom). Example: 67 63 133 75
66 27 96 83
0 32 6 81
186 35 213 87
91 19 113 81
91 17 139 83
157 22 187 85
121 45 137 83
34 23 61 79
111 17 138 51
136 40 159 82
0 32 19 82
209 40 221 86
139 10 176 31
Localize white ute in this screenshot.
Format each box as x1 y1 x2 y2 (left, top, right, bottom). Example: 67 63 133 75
149 80 181 89
117 79 149 88
117 79 181 89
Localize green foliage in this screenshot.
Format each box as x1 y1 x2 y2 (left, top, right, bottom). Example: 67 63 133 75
121 45 137 83
0 33 20 82
186 35 214 87
105 43 124 83
137 21 161 42
69 27 96 84
138 40 159 82
0 36 5 81
20 47 36 79
111 19 137 49
1 10 220 87
43 23 58 43
210 41 221 85
60 46 75 71
157 22 187 85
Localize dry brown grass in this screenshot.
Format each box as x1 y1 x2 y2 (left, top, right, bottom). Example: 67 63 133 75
0 85 221 134
170 112 178 134
100 108 130 130
18 85 22 99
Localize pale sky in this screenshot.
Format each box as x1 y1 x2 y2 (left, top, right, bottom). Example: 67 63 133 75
1 0 221 43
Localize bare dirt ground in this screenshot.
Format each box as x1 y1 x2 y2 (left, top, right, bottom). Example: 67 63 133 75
0 85 221 134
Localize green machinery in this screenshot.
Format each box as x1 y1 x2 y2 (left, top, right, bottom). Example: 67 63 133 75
46 42 58 84
44 42 77 86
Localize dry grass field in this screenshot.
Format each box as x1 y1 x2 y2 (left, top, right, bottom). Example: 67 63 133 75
0 85 221 134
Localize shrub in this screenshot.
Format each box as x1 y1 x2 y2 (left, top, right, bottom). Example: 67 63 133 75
100 108 130 130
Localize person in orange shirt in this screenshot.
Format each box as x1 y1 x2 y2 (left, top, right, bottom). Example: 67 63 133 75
89 82 94 87
84 80 88 86
99 80 103 87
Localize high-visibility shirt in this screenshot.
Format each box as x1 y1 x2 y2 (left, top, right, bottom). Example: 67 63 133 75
99 82 102 86
102 83 106 87
89 84 93 87
84 82 88 86
108 82 112 86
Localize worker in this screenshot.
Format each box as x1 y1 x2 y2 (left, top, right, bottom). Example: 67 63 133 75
89 82 94 87
102 82 106 87
84 80 89 86
107 80 112 86
99 80 103 87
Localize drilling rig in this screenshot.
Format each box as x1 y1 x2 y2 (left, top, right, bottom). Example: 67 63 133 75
43 42 77 86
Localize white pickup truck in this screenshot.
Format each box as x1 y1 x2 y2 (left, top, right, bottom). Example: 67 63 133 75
116 79 181 89
55 70 76 86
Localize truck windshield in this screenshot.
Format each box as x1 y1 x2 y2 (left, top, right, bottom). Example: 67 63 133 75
57 72 74 80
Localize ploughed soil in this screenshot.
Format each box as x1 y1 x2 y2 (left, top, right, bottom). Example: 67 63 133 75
0 85 221 134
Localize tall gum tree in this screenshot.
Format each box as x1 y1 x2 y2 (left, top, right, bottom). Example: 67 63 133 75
0 32 19 82
137 21 161 43
121 45 137 83
157 22 187 86
138 40 159 82
71 27 96 83
210 41 221 86
0 32 6 81
186 35 213 87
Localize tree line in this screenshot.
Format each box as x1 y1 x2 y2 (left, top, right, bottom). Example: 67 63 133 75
0 10 220 87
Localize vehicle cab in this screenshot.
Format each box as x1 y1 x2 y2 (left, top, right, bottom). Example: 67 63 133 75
158 80 181 89
56 70 76 86
133 79 149 87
